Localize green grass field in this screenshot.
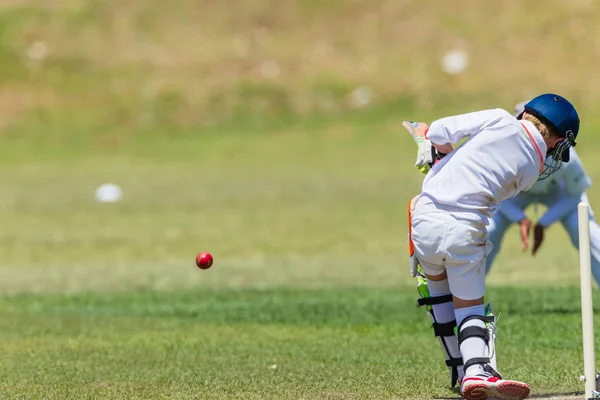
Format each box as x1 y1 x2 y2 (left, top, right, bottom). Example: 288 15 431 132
0 122 598 400
2 0 600 399
0 287 596 399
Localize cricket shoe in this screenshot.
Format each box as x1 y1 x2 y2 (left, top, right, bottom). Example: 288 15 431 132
461 373 530 400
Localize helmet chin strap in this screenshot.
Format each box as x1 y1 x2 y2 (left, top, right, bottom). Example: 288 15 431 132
566 130 576 147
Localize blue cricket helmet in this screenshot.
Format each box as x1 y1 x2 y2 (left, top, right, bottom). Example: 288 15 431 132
521 93 580 163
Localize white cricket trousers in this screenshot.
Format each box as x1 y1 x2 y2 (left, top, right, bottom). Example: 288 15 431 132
411 197 491 300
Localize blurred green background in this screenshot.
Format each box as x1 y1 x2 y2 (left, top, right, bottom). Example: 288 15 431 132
1 1 599 398
1 0 598 293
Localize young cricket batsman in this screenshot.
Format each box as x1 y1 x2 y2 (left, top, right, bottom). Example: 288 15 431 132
404 93 580 400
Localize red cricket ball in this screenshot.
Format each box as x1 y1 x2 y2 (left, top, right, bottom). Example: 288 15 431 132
195 252 214 269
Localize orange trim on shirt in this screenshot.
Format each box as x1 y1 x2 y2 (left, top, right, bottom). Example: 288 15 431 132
520 122 545 174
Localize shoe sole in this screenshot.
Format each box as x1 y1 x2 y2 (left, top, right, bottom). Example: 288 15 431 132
462 380 530 400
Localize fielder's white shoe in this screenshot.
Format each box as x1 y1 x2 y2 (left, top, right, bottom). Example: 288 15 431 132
461 374 530 400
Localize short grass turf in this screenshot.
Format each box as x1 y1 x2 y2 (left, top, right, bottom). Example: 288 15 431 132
0 286 596 399
0 120 597 399
0 118 596 399
2 2 600 398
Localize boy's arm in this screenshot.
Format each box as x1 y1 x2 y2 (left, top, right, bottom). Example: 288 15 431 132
532 193 581 255
427 108 509 146
537 194 581 228
402 121 453 174
497 197 527 223
498 197 531 252
433 143 453 155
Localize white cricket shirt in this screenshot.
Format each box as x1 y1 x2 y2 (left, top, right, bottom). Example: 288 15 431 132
419 108 547 225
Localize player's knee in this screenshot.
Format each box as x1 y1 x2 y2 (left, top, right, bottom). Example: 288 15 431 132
454 297 484 310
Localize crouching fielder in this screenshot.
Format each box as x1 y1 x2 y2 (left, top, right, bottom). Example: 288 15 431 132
407 94 580 400
486 102 600 288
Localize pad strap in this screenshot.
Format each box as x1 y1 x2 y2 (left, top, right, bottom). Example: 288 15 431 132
433 320 457 337
458 314 495 329
446 358 462 387
445 357 463 367
458 326 489 345
446 357 464 387
464 357 491 372
417 294 453 307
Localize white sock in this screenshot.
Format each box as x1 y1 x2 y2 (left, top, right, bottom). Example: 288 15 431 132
455 305 487 377
428 278 454 324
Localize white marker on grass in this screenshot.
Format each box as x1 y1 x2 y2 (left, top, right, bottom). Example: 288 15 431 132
348 86 373 108
95 183 123 203
27 41 48 62
260 60 281 79
441 50 469 75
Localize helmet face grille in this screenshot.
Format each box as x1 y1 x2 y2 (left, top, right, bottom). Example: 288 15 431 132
553 141 571 162
538 141 572 181
538 157 562 181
